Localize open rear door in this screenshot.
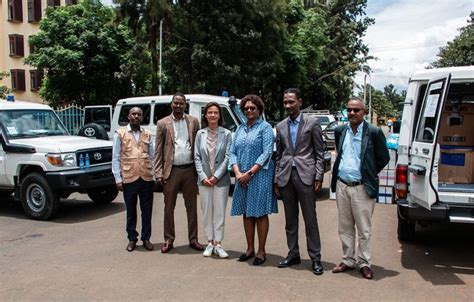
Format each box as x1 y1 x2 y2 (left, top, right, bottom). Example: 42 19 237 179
408 74 451 210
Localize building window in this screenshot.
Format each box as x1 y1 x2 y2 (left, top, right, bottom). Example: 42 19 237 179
8 0 23 22
9 34 24 57
47 0 61 6
30 70 44 91
29 38 37 55
66 0 78 5
11 70 26 92
28 0 42 23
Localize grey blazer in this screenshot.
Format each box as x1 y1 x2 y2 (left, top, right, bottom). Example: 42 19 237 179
194 126 232 187
275 113 325 187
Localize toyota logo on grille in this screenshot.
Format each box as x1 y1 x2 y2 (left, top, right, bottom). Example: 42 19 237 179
93 152 102 160
84 127 96 137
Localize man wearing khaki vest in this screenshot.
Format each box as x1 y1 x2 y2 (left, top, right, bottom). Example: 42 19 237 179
154 93 204 253
112 107 155 252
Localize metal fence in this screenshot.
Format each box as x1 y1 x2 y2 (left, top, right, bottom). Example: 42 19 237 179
54 104 84 135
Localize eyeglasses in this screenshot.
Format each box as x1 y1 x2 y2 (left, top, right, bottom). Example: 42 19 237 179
346 108 362 113
244 106 257 112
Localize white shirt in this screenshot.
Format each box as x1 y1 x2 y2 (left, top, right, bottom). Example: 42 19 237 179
172 113 193 165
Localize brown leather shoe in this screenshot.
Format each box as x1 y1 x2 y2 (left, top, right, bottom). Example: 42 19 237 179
142 240 154 251
126 240 137 252
360 266 374 279
160 242 173 253
189 240 204 251
332 262 355 273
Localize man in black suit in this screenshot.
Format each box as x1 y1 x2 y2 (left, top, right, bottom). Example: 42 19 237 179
331 97 389 280
274 88 325 275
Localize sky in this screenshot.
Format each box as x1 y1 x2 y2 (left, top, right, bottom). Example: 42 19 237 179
354 0 473 93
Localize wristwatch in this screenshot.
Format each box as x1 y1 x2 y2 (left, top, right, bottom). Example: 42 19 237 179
248 171 254 177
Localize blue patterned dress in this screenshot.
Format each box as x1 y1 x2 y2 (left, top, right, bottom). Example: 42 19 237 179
229 118 278 217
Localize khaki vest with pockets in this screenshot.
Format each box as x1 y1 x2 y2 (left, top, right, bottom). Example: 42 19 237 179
117 127 153 184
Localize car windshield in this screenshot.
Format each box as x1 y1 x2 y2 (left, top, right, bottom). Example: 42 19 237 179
317 116 330 125
0 110 69 139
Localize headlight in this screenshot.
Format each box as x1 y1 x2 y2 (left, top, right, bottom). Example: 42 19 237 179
46 153 77 167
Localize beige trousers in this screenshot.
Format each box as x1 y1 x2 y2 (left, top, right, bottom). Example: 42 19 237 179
336 180 376 268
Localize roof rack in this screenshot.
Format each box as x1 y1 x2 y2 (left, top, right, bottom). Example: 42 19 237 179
301 109 330 115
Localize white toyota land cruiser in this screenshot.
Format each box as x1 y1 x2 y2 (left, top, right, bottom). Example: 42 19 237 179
395 66 474 241
0 99 118 220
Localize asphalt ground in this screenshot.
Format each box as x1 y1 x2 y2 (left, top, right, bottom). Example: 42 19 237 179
1 174 473 301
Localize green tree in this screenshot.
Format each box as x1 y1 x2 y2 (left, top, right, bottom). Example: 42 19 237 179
383 84 405 108
359 84 396 117
164 0 287 102
281 1 328 115
114 0 170 95
309 0 374 111
0 71 9 99
431 12 473 67
26 0 135 106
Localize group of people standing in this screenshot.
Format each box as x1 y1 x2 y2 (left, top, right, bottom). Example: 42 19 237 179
112 89 389 280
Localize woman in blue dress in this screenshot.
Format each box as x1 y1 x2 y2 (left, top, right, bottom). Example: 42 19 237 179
229 94 277 266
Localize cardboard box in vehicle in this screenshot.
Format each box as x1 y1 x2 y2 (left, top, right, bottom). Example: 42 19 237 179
438 103 474 146
438 146 474 183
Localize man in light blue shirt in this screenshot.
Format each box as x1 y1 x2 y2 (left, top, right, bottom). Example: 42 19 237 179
331 97 389 280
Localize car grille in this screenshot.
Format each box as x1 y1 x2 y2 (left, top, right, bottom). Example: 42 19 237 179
77 148 112 165
326 132 335 139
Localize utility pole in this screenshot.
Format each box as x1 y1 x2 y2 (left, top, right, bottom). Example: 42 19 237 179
159 18 164 96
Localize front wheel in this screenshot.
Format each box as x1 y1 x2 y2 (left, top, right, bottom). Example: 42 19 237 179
87 185 118 204
20 173 59 220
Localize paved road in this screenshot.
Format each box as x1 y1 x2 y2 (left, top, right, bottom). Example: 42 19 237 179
1 177 473 301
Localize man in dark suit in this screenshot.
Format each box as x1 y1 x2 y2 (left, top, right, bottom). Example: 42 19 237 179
331 97 389 280
274 88 325 275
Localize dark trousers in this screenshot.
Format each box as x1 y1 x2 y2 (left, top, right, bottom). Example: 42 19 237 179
163 165 198 243
123 178 154 241
279 168 322 261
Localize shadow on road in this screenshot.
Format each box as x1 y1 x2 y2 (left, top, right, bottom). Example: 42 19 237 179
400 222 474 285
0 195 124 224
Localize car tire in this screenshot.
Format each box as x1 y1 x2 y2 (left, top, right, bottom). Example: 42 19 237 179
78 123 109 140
20 173 59 220
397 214 415 242
88 185 119 204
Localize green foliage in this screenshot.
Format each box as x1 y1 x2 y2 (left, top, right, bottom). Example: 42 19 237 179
312 0 374 111
114 0 373 119
163 0 287 113
26 0 135 106
0 71 9 99
431 12 473 68
358 84 405 118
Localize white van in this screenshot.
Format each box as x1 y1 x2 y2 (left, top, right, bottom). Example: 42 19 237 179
395 66 474 241
82 95 244 141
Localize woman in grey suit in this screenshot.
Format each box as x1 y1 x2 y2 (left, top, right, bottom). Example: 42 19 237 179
194 102 233 258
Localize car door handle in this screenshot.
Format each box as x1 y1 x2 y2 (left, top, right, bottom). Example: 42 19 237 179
422 148 429 154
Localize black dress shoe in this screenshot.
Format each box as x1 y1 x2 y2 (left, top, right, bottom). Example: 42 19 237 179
142 240 153 251
253 256 266 266
277 256 301 268
238 251 255 262
312 261 324 275
126 240 137 252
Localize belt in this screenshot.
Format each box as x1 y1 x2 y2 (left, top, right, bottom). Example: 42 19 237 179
338 177 363 187
172 163 194 169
